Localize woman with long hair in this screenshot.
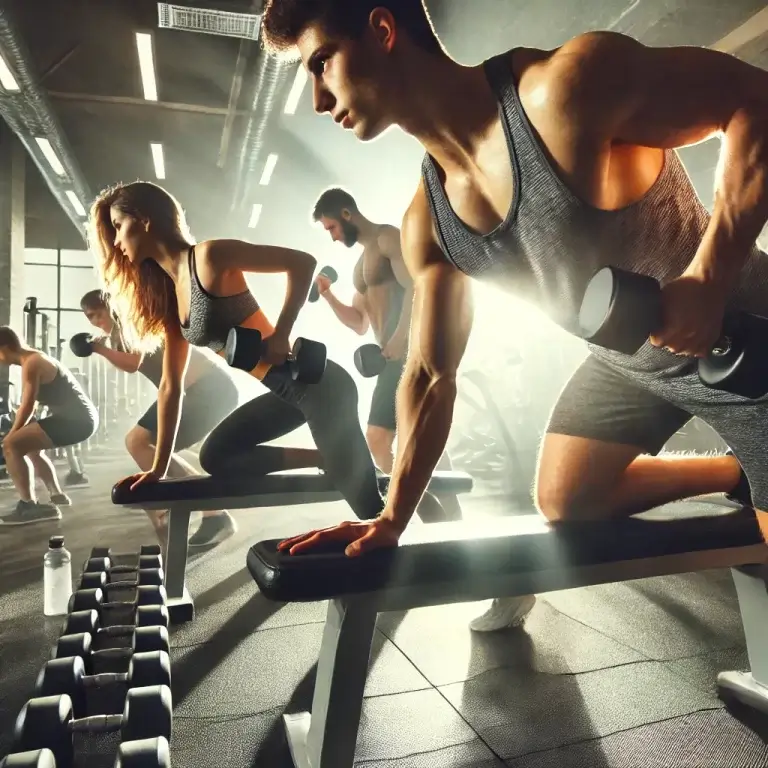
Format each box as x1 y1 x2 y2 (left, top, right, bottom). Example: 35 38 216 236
79 289 241 547
88 181 384 521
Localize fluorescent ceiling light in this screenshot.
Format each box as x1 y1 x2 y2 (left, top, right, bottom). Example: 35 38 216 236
35 138 65 176
65 190 86 217
0 53 19 91
150 142 166 179
136 32 158 101
259 154 278 186
283 66 307 115
248 203 262 229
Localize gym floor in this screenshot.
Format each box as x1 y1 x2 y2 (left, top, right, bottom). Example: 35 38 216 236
1 449 767 767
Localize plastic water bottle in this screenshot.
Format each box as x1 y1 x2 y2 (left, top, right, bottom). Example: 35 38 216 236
44 535 72 616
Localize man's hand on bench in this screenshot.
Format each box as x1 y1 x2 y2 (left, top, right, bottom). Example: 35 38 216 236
279 517 403 557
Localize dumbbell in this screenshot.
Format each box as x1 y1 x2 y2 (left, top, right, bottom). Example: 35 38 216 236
68 584 166 615
84 553 162 575
225 326 327 385
0 751 55 768
308 265 338 303
69 333 96 358
79 568 164 592
0 740 169 768
13 687 172 768
55 612 169 671
35 649 171 717
354 344 387 378
578 265 768 400
91 545 162 559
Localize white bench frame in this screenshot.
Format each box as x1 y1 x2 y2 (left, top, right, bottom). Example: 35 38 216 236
260 515 768 768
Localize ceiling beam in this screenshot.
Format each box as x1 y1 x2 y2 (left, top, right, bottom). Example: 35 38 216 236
711 6 768 53
47 91 248 117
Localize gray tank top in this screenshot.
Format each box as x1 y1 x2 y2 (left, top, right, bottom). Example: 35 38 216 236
181 247 259 353
422 52 768 376
38 358 94 416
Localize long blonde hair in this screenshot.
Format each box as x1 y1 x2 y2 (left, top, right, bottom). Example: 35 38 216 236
88 181 193 353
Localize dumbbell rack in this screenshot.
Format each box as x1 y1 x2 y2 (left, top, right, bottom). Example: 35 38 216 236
1 544 173 768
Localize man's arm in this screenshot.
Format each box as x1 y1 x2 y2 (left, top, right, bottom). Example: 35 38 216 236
93 341 142 374
556 31 768 286
379 225 414 348
380 187 473 532
321 289 370 335
10 358 41 432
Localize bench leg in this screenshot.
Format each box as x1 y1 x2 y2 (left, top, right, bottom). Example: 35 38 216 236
284 597 376 768
717 565 768 712
164 507 194 624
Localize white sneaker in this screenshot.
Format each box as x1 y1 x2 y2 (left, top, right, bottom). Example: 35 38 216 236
469 595 537 632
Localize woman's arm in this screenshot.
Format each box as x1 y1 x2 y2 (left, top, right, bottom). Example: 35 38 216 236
151 323 190 477
92 339 142 374
203 239 317 338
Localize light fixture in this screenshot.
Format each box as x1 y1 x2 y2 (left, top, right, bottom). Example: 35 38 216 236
35 138 66 176
283 66 307 115
0 52 19 91
248 203 262 229
259 154 278 186
65 190 86 217
150 142 166 179
135 32 158 101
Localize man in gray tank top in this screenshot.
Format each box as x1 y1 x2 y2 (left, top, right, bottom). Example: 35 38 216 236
263 2 768 630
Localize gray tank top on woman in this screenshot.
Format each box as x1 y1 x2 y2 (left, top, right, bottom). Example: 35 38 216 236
180 247 259 352
39 359 95 418
421 52 768 379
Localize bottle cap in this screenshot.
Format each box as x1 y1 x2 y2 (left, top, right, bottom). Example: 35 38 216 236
48 535 64 549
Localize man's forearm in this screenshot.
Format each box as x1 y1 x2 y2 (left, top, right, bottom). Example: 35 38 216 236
380 365 457 530
695 108 768 284
152 386 183 476
323 291 366 333
11 399 35 432
95 345 141 373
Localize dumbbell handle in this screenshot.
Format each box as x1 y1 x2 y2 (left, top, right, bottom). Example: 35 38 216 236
100 600 163 611
81 671 130 688
98 578 164 591
87 563 158 575
91 647 133 659
69 713 124 733
98 624 152 637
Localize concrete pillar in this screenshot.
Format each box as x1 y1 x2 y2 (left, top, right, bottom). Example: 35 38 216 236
0 120 26 402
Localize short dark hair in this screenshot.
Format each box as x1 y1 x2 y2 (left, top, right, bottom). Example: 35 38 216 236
262 0 442 58
313 187 359 222
80 289 110 311
0 326 22 352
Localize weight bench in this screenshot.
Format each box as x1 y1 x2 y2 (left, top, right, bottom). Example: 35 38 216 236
247 503 768 768
111 470 474 623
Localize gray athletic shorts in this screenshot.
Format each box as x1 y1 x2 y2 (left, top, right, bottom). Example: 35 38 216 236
546 352 768 509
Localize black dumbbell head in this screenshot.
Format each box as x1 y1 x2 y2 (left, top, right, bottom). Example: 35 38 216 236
133 625 170 655
80 571 107 590
53 633 92 661
122 686 173 743
84 557 110 573
0 749 57 767
69 333 94 358
136 604 169 628
136 568 164 586
91 547 112 558
224 326 262 371
354 344 386 378
69 588 103 613
139 554 163 570
62 610 99 637
139 545 162 556
14 695 75 767
129 651 172 689
291 338 327 384
35 657 87 717
136 585 167 606
578 266 662 355
115 737 171 768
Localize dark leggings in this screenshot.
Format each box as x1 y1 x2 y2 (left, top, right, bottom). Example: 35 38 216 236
199 360 385 520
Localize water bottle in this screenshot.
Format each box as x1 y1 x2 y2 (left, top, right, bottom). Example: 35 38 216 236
44 535 72 616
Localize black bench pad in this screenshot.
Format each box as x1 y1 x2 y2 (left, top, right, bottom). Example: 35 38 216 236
111 470 473 505
247 505 763 603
